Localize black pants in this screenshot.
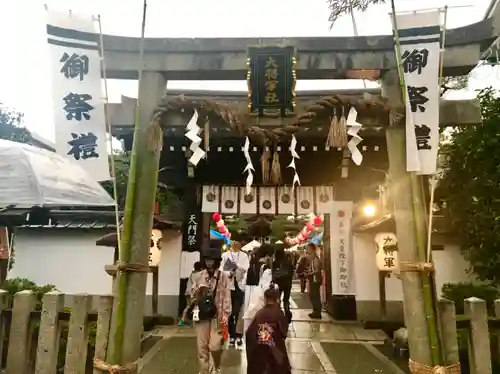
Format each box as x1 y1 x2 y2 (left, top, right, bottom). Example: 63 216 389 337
276 280 292 314
309 281 322 315
299 278 307 293
229 288 244 338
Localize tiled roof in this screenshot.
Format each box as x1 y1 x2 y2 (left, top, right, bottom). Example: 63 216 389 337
19 221 117 229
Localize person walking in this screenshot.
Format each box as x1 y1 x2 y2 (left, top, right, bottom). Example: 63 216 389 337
295 251 309 294
245 283 291 374
220 241 249 347
272 244 293 322
305 243 322 319
192 239 231 374
178 261 203 326
242 243 273 334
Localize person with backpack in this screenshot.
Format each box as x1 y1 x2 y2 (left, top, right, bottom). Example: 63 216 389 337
178 261 203 326
192 239 231 374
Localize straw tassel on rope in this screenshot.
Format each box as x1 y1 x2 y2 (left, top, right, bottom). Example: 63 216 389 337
326 107 348 149
337 107 348 148
145 113 164 153
261 147 271 184
270 147 281 184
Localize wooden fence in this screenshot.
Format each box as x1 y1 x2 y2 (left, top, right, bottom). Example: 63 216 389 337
0 290 114 374
437 297 500 374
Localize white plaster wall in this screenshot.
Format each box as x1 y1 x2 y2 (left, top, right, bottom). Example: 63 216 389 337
352 233 472 301
8 229 114 294
145 230 182 296
9 228 183 299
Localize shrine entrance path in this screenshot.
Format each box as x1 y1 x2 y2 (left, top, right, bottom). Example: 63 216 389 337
140 299 405 374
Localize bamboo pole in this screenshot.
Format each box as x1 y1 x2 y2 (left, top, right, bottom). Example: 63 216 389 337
96 15 122 271
389 0 443 366
105 0 163 368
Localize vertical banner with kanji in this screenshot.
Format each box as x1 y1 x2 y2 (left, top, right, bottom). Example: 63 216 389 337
181 183 202 255
46 9 109 181
394 10 441 175
330 201 354 295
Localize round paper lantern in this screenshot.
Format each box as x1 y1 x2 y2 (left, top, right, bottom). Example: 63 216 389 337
149 229 163 266
313 216 323 226
374 233 399 272
212 212 221 222
306 222 314 231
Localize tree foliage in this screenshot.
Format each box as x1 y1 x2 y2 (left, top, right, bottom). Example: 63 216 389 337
0 105 29 143
441 76 469 97
438 87 500 284
327 0 386 27
101 152 179 211
101 153 131 208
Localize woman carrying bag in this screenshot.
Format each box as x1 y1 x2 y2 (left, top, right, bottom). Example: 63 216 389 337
191 239 231 374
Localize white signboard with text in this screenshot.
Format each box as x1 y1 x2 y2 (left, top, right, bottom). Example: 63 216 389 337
395 10 441 175
46 9 109 181
330 201 354 295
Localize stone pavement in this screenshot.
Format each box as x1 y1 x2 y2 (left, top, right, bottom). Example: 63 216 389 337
140 287 406 374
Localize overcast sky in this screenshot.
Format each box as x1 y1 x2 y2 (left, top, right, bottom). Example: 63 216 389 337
0 0 497 141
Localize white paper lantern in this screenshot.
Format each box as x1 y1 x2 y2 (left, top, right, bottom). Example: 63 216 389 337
149 229 163 266
374 232 399 272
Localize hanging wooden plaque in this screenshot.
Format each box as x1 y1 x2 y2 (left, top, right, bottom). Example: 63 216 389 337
247 46 296 116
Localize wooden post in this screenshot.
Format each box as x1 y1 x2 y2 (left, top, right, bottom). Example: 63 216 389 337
438 298 459 365
64 294 92 374
151 266 159 317
378 271 387 319
6 290 37 374
0 290 10 365
495 299 500 365
93 295 114 374
35 291 65 374
465 297 492 374
382 70 433 365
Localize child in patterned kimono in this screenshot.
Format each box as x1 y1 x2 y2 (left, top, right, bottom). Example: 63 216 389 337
245 283 291 374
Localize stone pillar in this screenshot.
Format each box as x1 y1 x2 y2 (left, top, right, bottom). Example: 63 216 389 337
381 69 432 365
107 71 167 368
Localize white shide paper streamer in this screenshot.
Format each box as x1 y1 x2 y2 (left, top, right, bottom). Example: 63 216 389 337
185 109 206 165
346 107 363 166
243 137 254 195
288 135 301 190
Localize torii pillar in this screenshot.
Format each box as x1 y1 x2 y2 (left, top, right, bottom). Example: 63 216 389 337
381 69 433 366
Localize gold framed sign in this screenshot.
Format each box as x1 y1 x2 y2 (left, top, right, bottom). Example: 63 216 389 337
247 46 296 117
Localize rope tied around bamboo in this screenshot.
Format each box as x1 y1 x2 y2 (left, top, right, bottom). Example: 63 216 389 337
398 261 435 273
115 261 150 273
93 357 138 373
409 359 460 374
